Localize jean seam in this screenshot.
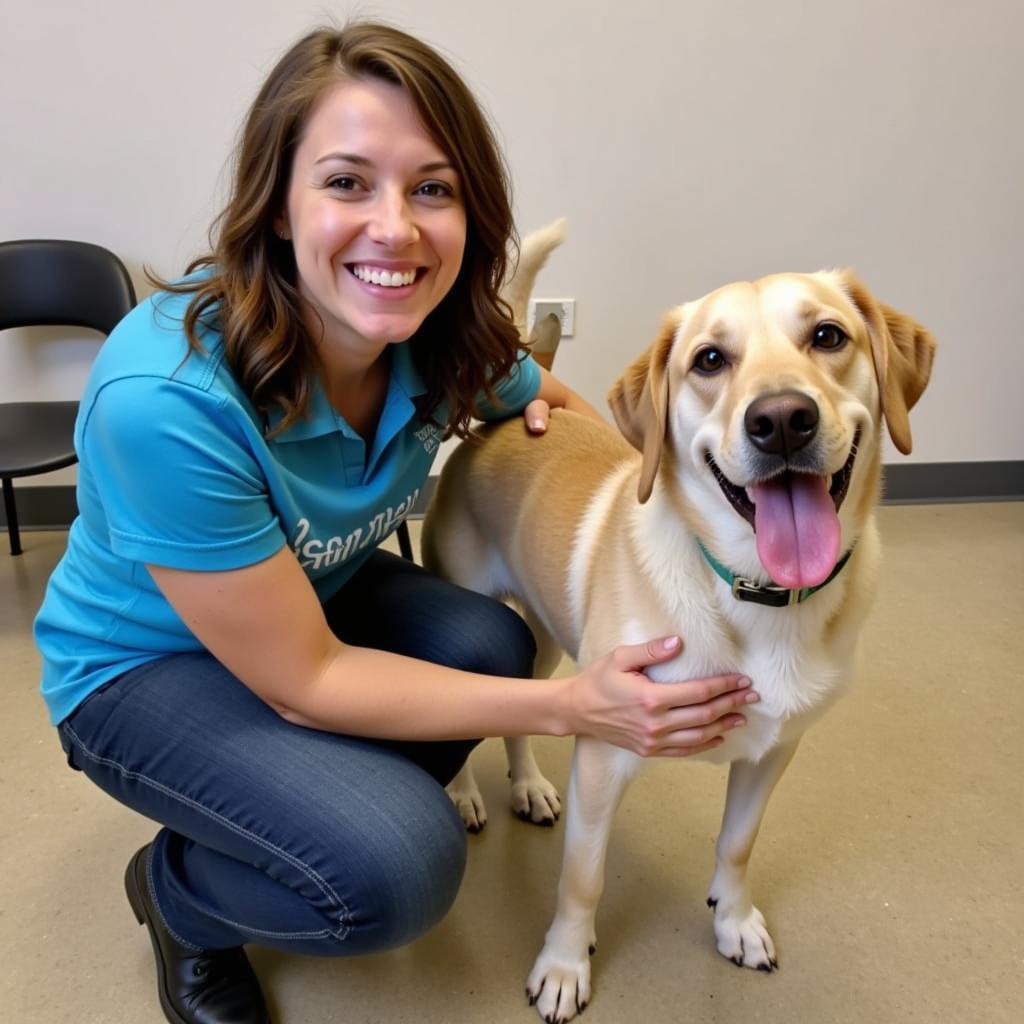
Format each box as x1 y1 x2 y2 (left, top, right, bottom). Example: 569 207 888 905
145 839 205 951
63 722 353 942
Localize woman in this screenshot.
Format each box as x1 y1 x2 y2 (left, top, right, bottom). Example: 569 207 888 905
35 23 758 1024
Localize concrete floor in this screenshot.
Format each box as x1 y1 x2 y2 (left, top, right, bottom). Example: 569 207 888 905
2 505 1022 1024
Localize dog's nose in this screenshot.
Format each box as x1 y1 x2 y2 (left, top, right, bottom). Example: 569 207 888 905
744 390 820 457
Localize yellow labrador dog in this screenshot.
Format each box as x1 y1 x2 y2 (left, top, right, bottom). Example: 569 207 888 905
422 224 935 1023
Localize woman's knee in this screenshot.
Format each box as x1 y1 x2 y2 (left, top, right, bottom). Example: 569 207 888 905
322 780 468 954
430 596 537 678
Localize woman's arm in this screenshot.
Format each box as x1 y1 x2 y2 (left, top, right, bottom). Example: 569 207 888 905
522 365 604 430
148 548 757 757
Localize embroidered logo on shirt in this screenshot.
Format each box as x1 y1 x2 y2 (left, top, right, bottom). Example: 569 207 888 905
415 424 441 454
291 487 420 572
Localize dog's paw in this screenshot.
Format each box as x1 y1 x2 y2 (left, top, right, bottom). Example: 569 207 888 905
709 901 778 971
525 947 591 1024
446 784 488 833
511 774 562 826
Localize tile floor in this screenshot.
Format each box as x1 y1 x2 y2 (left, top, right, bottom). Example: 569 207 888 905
2 505 1022 1023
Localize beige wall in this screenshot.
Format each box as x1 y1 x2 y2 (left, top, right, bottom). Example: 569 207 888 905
3 0 1021 484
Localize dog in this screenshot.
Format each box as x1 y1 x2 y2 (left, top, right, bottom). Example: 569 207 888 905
421 223 935 1023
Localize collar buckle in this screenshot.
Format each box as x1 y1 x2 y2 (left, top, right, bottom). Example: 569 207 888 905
731 576 800 607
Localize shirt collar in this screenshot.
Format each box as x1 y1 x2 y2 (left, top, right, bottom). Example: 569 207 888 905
268 343 428 444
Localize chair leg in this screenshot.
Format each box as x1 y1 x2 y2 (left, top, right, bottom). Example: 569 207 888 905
396 520 414 562
2 477 22 556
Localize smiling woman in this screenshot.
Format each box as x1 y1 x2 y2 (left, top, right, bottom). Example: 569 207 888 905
150 24 523 443
33 20 756 1024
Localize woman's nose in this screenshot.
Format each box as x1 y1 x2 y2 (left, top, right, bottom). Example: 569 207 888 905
367 191 419 248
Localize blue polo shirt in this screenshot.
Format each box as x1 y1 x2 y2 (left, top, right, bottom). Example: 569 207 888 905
34 284 540 724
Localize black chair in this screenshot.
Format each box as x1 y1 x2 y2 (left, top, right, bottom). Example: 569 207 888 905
396 518 414 561
0 239 136 555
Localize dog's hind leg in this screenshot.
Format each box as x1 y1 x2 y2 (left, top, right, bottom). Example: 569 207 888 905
506 606 564 826
526 737 641 1023
505 736 561 826
447 759 489 833
706 739 800 971
422 495 514 831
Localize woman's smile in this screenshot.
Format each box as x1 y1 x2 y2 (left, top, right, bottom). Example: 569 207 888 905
345 261 426 292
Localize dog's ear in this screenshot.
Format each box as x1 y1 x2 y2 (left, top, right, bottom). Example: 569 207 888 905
838 271 936 455
607 311 679 502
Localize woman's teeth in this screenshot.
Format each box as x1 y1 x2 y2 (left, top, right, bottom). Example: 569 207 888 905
351 265 417 287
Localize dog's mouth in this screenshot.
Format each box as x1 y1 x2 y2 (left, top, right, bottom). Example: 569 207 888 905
705 432 859 528
704 430 859 589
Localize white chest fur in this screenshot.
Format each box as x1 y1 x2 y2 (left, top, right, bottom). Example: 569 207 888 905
576 491 877 765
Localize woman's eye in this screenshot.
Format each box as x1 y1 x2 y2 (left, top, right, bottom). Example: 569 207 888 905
326 176 361 192
693 347 728 375
416 181 454 199
812 323 848 351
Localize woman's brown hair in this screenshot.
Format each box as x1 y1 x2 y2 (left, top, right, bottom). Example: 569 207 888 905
153 22 523 438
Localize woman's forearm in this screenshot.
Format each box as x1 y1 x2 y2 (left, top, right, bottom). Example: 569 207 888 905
274 641 575 740
534 366 604 422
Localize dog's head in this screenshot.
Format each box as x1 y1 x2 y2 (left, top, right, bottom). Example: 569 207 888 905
608 271 936 589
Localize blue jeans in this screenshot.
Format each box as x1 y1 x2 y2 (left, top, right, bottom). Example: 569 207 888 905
57 550 536 956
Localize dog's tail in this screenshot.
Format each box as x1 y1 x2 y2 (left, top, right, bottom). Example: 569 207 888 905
504 217 567 340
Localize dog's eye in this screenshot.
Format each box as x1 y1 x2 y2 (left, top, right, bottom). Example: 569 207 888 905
812 323 848 351
693 347 728 375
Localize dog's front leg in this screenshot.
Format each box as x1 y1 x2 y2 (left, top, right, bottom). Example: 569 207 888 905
526 737 640 1023
707 739 799 971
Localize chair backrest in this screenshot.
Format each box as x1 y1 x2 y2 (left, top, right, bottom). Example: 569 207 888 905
0 239 137 334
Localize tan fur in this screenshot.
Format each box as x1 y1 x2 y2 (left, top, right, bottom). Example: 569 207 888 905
425 417 632 648
423 240 935 1022
528 313 561 371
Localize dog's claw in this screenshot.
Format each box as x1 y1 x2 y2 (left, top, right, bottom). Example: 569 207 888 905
551 983 568 1024
514 808 556 827
528 978 545 1007
707 897 718 910
757 962 773 973
588 943 597 956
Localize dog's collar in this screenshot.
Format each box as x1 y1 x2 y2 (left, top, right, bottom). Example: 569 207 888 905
696 539 855 608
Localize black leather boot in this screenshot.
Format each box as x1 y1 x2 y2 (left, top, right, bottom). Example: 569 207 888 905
125 845 272 1024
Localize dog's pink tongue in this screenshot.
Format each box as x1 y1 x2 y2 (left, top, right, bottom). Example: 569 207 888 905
751 474 840 589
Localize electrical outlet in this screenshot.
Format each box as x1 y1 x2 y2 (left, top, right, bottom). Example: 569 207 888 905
528 298 575 337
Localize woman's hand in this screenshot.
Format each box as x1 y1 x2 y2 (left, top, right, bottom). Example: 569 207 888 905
568 636 758 757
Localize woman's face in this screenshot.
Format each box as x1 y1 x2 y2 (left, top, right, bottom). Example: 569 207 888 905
278 78 467 357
